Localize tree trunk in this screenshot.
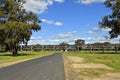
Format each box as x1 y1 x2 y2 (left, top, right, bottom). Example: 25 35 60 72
12 43 18 56
5 44 10 51
12 48 18 56
115 46 118 53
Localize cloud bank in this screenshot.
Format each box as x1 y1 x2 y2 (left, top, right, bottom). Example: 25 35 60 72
41 19 63 26
28 31 79 45
76 0 105 4
23 0 64 14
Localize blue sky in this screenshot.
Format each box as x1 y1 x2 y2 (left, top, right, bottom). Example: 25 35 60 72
23 0 120 45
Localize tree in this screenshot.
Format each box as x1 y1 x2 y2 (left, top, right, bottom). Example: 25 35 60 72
99 0 120 38
0 0 41 56
75 39 85 51
75 39 85 46
59 42 69 51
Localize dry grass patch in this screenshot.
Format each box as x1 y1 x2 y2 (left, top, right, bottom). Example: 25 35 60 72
73 63 113 69
75 68 120 80
67 56 85 63
64 52 120 80
63 57 83 80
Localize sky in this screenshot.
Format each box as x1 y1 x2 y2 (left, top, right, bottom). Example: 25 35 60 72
23 0 120 45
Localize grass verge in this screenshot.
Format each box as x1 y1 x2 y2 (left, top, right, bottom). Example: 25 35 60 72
0 51 54 64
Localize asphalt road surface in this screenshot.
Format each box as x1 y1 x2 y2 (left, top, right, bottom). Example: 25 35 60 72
0 53 65 80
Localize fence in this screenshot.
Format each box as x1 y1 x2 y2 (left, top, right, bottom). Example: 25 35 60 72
0 39 120 53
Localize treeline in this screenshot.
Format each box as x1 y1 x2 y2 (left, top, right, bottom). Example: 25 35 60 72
0 42 119 52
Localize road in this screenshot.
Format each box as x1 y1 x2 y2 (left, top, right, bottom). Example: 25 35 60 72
0 53 65 80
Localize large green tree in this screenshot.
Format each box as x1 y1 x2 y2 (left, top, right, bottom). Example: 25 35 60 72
99 0 120 38
59 42 69 51
75 39 85 46
75 39 85 51
0 0 41 56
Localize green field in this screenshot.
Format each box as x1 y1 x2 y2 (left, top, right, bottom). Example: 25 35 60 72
64 51 120 70
0 51 54 64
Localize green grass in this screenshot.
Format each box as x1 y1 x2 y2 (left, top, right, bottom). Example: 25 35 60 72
64 51 120 70
0 51 54 64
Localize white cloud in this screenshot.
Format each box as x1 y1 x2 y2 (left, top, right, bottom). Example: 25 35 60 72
28 31 79 45
81 35 120 44
23 0 64 14
28 38 71 45
30 36 42 40
92 26 111 31
53 31 79 44
85 30 98 34
28 35 120 45
76 0 105 4
55 22 63 26
88 31 96 34
41 19 63 26
54 0 64 3
100 27 111 31
93 27 100 31
55 31 77 38
56 33 73 38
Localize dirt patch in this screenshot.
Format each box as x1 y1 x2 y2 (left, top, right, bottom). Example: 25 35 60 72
83 73 120 80
67 56 85 63
67 56 112 70
73 63 113 70
64 56 120 80
100 73 120 80
63 57 83 80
